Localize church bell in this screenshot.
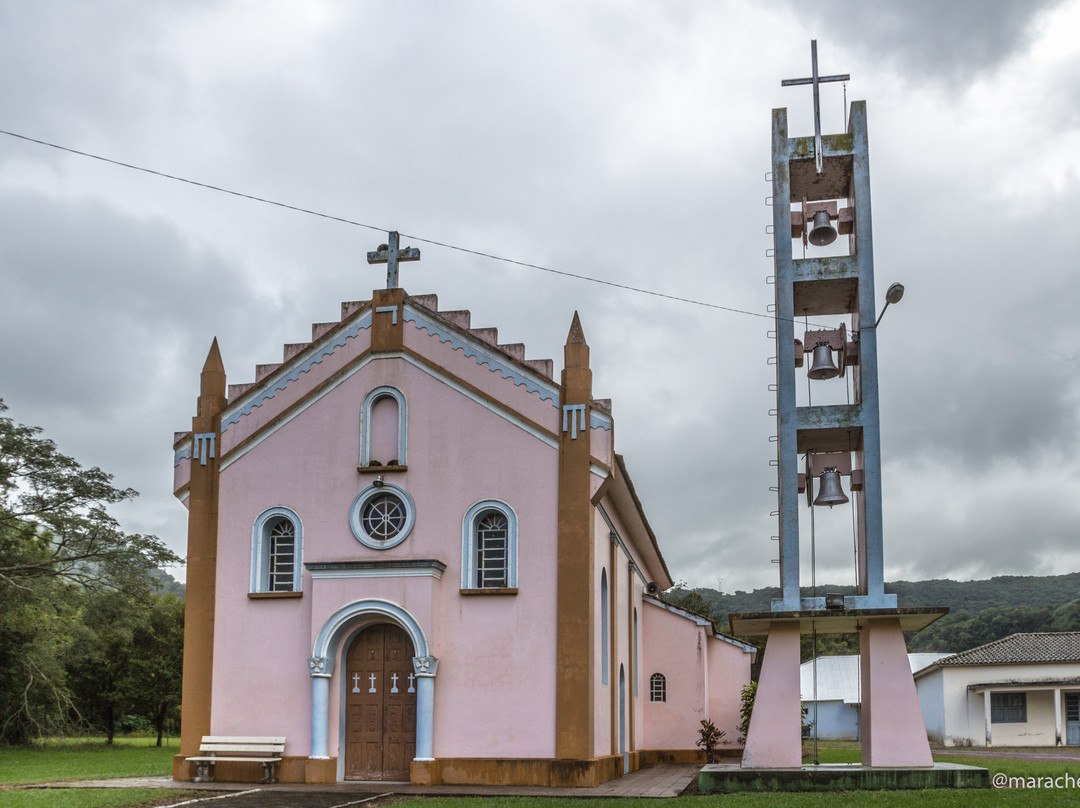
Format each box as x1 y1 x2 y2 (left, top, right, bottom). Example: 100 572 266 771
813 467 849 508
807 342 840 380
808 209 838 246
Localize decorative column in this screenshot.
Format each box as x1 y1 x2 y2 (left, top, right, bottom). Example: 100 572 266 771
555 313 595 760
413 656 439 760
179 339 226 763
308 656 332 759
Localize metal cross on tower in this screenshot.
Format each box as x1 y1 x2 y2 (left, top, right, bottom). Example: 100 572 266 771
781 40 849 174
367 231 421 289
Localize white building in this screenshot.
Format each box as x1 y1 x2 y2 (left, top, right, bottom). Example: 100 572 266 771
914 633 1080 748
802 654 950 741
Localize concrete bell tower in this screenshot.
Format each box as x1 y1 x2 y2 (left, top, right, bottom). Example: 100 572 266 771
730 42 945 770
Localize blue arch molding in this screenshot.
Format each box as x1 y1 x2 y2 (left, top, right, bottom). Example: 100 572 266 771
219 312 373 431
461 499 519 588
360 385 408 467
173 440 192 467
311 599 429 675
250 506 304 593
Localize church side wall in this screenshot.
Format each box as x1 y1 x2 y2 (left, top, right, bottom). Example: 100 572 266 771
592 508 612 758
640 604 707 749
591 500 652 761
706 636 752 746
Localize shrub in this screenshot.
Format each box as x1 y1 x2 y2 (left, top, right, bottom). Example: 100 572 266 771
696 719 726 764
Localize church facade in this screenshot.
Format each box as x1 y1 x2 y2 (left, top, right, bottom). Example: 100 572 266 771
172 284 753 786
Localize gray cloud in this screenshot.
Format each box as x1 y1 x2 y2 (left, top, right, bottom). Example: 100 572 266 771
781 0 1067 87
2 1 1078 594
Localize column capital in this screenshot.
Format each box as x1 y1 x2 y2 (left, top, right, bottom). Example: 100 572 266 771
413 656 439 677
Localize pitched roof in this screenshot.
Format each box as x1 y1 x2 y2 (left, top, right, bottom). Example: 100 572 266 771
930 632 1080 668
643 596 757 655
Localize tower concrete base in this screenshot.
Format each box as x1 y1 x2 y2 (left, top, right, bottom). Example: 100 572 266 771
700 762 989 793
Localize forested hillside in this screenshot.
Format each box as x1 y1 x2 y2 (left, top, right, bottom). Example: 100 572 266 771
665 572 1080 660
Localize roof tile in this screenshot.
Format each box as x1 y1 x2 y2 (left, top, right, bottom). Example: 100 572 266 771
936 632 1080 666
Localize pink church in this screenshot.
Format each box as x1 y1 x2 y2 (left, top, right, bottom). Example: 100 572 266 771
172 281 754 786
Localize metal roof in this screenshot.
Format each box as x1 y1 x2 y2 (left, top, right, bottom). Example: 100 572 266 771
801 654 952 704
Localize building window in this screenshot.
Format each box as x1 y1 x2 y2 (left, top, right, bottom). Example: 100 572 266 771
650 673 666 703
251 507 303 593
476 510 509 587
461 500 518 589
359 386 407 468
350 483 415 549
601 569 609 685
991 692 1027 723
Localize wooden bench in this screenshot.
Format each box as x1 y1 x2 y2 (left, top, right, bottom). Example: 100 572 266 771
187 736 286 783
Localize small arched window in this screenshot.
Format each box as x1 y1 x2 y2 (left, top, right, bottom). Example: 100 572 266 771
601 569 609 685
359 386 407 468
650 672 666 703
461 501 518 590
251 507 303 593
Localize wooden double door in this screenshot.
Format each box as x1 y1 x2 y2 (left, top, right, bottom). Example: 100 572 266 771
344 624 417 780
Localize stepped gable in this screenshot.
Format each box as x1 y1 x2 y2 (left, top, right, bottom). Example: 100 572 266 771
229 291 557 403
405 293 555 382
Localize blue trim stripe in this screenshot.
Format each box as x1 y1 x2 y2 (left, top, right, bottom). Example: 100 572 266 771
173 442 192 468
220 312 372 431
404 307 560 404
590 410 612 431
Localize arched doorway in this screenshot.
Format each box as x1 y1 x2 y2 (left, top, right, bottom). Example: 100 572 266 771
344 623 417 780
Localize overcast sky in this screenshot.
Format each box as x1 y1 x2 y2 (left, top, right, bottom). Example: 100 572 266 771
2 1 1078 593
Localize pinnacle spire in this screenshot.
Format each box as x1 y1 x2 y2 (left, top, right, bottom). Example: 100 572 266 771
203 337 225 374
197 338 227 417
566 312 587 346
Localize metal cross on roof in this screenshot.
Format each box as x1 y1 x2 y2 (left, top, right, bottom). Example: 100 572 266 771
367 231 421 289
781 40 850 175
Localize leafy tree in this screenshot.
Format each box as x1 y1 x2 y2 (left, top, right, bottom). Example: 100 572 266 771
0 400 181 744
0 400 179 591
0 568 85 743
124 592 184 746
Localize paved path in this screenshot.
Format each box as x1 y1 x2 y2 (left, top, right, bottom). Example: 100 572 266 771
935 748 1080 763
25 763 701 803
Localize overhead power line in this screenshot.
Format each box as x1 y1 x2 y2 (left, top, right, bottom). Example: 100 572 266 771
1 127 791 324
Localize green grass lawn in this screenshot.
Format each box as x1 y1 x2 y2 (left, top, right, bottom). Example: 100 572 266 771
0 736 180 785
0 737 194 808
3 738 1079 808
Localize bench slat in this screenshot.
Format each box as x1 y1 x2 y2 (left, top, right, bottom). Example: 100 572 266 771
199 744 285 752
199 736 285 744
188 756 282 763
